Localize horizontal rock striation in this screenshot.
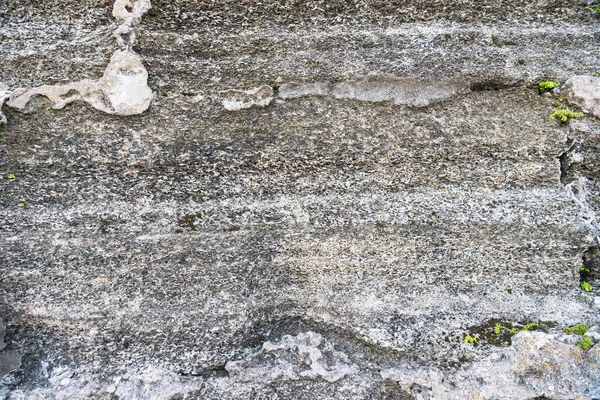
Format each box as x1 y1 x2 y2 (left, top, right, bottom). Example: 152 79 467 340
1 0 600 399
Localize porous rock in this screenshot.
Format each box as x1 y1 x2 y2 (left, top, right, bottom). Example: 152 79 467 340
1 0 600 399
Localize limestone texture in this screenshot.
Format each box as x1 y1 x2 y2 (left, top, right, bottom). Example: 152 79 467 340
1 0 600 399
2 0 153 120
563 75 600 118
7 50 153 116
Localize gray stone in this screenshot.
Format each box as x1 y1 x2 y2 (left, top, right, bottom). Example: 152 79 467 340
0 318 21 379
8 50 153 116
279 81 333 99
1 0 600 398
226 332 359 383
0 85 9 125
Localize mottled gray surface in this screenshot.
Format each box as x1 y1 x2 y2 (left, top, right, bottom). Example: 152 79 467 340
1 0 600 399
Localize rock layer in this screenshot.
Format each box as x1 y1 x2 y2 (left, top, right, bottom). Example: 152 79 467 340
1 0 600 399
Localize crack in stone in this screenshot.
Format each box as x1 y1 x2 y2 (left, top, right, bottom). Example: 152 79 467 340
558 137 576 185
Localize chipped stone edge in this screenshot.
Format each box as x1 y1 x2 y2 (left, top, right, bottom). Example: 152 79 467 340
0 86 10 125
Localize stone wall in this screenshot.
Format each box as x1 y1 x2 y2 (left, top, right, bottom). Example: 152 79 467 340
1 1 599 398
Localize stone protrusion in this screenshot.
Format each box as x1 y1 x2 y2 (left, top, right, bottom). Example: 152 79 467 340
4 0 153 120
562 75 600 118
277 73 468 107
8 51 153 116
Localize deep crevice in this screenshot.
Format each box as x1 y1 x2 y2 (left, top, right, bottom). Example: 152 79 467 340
558 137 575 184
469 80 519 92
177 363 229 378
581 246 598 289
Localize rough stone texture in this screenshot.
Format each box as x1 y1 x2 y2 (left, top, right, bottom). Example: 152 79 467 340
0 318 21 380
221 85 273 111
225 331 359 383
0 84 10 125
278 74 467 106
2 0 153 120
563 75 600 118
382 331 600 400
7 50 153 116
1 0 600 399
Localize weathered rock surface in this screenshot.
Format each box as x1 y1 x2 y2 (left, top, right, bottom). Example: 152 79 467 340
1 0 600 399
7 50 153 116
563 75 600 118
0 318 21 380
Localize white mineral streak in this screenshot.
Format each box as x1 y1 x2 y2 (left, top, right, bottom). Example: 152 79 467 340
562 75 600 118
4 0 153 120
221 85 274 111
278 73 469 107
225 331 359 383
112 0 152 49
278 81 333 99
8 51 153 116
